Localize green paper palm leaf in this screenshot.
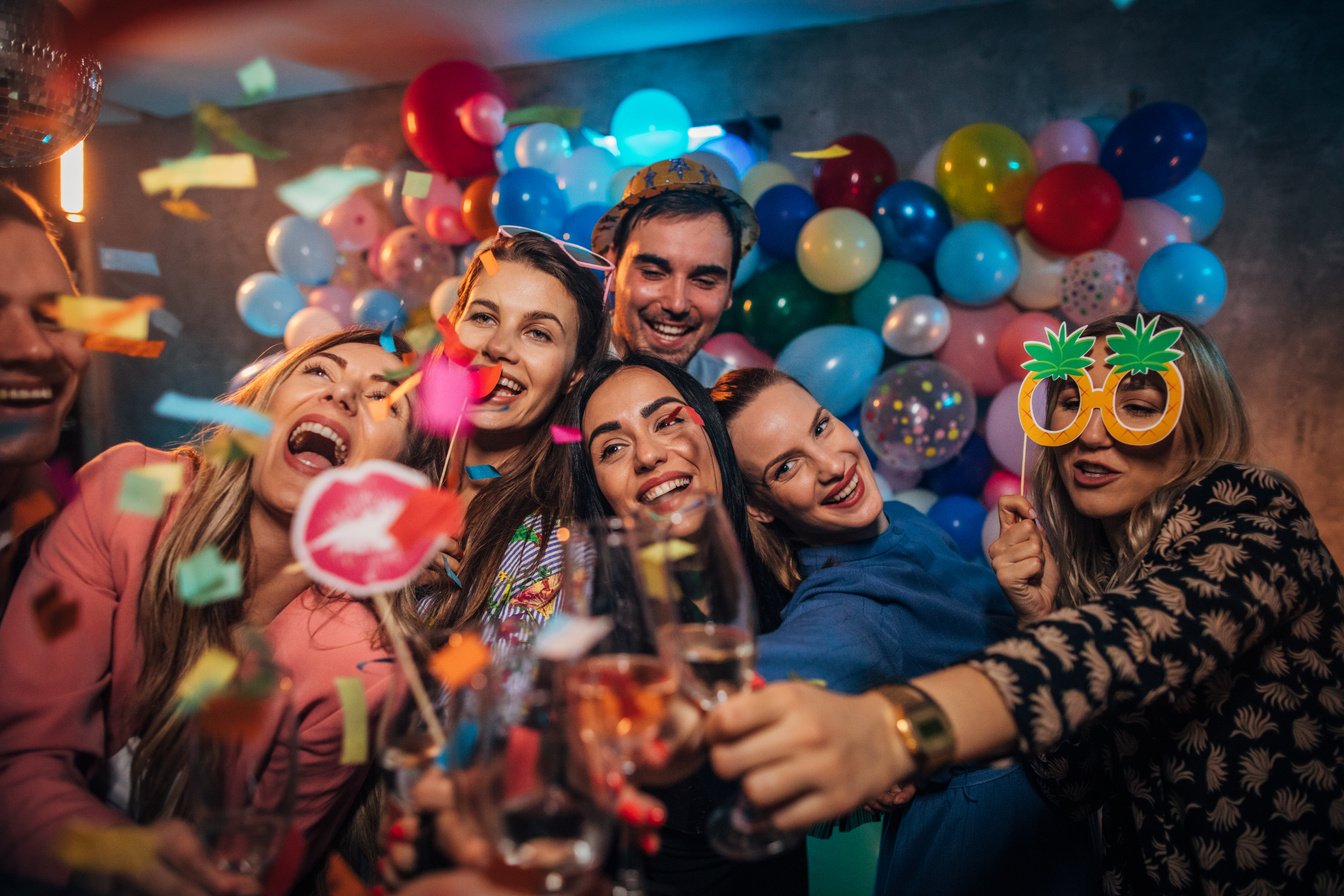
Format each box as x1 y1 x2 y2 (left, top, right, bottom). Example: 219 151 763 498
1021 323 1097 381
1104 314 1185 375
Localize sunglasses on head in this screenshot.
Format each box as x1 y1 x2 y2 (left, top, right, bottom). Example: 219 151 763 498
495 225 614 275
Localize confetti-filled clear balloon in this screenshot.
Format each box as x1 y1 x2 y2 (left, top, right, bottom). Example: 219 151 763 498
0 0 104 166
861 360 976 472
1060 249 1136 325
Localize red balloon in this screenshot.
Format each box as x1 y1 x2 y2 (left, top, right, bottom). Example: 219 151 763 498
994 311 1062 382
1023 163 1123 254
702 333 774 369
426 205 473 246
811 134 898 215
402 61 510 179
981 469 1020 509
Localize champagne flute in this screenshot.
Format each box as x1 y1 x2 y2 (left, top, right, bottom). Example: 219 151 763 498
638 497 802 861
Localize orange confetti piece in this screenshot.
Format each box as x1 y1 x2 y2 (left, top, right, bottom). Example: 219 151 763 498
472 364 502 400
791 144 852 159
11 490 57 537
324 853 369 896
161 197 212 220
84 334 166 358
434 315 476 366
88 294 163 334
480 249 499 275
389 486 463 546
33 585 78 641
428 631 491 689
197 692 269 742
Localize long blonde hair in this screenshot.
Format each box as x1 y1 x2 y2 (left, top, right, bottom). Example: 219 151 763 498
1033 313 1252 606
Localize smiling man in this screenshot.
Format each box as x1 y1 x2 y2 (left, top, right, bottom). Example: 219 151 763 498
592 158 759 387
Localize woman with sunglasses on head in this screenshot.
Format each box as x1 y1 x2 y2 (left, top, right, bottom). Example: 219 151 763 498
705 314 1344 894
0 328 443 894
710 367 1096 896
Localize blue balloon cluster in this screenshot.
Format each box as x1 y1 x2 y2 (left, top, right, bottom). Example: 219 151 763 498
852 261 933 334
492 166 569 235
755 184 819 260
1136 243 1227 324
934 222 1019 305
236 273 306 338
265 216 337 286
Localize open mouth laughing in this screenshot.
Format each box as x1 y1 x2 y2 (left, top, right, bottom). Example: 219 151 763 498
286 416 350 472
638 473 692 505
821 467 864 507
0 386 56 409
640 315 701 347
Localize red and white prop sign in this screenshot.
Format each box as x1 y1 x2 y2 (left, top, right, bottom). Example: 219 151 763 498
291 460 441 596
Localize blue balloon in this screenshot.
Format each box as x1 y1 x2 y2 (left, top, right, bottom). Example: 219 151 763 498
755 184 818 260
1081 115 1117 146
494 127 525 173
872 181 952 266
1136 243 1226 325
1100 102 1207 198
1153 169 1224 242
227 350 285 393
775 325 883 417
921 433 992 497
560 202 608 249
927 495 988 560
491 167 569 235
698 134 756 178
610 88 691 164
851 260 933 333
734 243 762 288
934 222 1019 306
351 288 407 329
265 215 337 286
236 272 305 337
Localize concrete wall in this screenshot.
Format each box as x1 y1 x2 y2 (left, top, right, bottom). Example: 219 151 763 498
79 0 1344 553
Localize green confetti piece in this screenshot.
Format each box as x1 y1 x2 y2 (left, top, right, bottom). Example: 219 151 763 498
117 469 167 517
277 165 382 218
194 102 289 161
503 105 584 130
236 57 277 102
176 545 244 606
334 677 368 764
402 170 432 199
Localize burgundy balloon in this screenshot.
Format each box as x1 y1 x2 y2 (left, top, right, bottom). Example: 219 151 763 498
811 134 898 215
1022 163 1124 254
702 333 774 369
402 60 510 179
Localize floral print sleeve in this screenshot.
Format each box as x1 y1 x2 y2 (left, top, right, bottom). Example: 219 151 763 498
483 513 565 628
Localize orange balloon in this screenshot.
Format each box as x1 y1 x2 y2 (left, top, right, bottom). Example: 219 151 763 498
461 175 499 241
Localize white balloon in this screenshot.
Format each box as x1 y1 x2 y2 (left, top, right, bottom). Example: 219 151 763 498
740 161 797 205
911 141 944 189
1011 231 1068 310
882 294 951 356
429 276 464 321
892 488 938 514
687 150 741 193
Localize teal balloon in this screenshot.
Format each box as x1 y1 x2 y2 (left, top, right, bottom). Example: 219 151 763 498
776 325 883 416
737 263 830 354
236 272 305 337
265 215 337 286
610 88 691 164
1136 243 1226 324
1153 169 1224 242
1082 115 1117 146
935 222 1019 305
852 260 933 333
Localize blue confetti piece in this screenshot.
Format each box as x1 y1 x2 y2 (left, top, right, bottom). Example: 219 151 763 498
379 320 397 354
355 657 395 671
438 720 480 771
443 560 463 588
465 464 500 481
153 391 273 436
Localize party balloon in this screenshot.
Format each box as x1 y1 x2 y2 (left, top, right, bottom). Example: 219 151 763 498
381 157 420 228
228 350 285 393
494 127 524 173
1010 232 1067 310
736 263 831 354
608 165 642 204
352 288 407 329
893 488 938 514
934 301 1020 397
429 276 463 321
461 175 499 240
1103 199 1191 271
687 150 742 194
984 382 1038 474
458 92 508 146
1153 169 1224 242
923 433 992 497
514 122 571 170
872 181 952 266
552 146 620 208
935 222 1019 305
343 143 393 172
911 141 942 189
1060 250 1136 325
610 88 691 164
283 307 343 350
402 60 508 178
755 184 818 260
319 193 385 253
265 215 337 286
861 360 976 471
936 123 1036 225
702 332 774 369
425 205 473 245
236 272 306 337
981 468 1020 509
928 495 988 559
797 207 883 294
1023 163 1124 254
560 203 607 249
995 311 1063 382
852 260 933 334
980 509 1000 560
402 173 463 231
734 244 763 289
876 461 922 492
812 133 898 215
491 167 568 234
1136 243 1227 324
698 134 756 178
307 284 357 324
378 226 458 295
776 325 884 417
1099 102 1207 197
740 161 797 205
1030 119 1100 171
882 294 951 356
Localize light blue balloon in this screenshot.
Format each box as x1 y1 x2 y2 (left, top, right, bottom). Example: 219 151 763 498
934 222 1019 306
734 244 761 289
351 288 407 329
236 272 305 337
1136 243 1226 324
553 146 619 207
265 215 337 286
1153 169 1224 242
851 260 933 333
515 123 572 171
494 127 525 173
610 88 691 164
698 134 756 178
775 325 884 417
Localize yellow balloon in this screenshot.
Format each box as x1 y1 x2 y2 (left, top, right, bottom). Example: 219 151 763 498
796 207 883 294
935 123 1037 226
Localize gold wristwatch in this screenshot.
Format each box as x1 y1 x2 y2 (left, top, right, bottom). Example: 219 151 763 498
877 683 956 778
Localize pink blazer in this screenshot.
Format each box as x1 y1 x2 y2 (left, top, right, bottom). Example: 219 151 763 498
0 443 395 884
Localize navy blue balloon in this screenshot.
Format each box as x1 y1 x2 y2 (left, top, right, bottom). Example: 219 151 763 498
872 181 952 266
921 433 992 497
755 184 819 260
928 494 988 560
1100 102 1207 198
491 166 569 235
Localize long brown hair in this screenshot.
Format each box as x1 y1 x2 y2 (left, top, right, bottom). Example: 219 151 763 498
422 231 610 630
1032 312 1252 605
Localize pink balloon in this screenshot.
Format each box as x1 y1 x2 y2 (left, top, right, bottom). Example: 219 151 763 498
425 204 474 246
403 174 465 232
1030 119 1100 171
284 306 343 350
1103 199 1191 271
877 461 923 492
933 301 1020 397
984 382 1040 474
458 92 509 146
981 468 1020 508
703 333 774 369
319 193 385 252
995 311 1062 382
307 284 357 324
378 226 457 294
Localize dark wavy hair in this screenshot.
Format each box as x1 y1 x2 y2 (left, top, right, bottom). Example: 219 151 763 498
612 189 744 278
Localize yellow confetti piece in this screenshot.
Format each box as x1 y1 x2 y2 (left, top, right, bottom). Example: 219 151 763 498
428 631 491 689
56 294 152 340
202 431 265 466
138 462 186 495
139 153 258 196
402 170 432 199
637 539 697 600
174 647 239 712
791 144 852 159
55 822 159 875
334 677 368 764
161 197 212 220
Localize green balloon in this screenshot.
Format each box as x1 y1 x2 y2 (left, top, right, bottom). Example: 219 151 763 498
716 292 745 334
737 262 830 354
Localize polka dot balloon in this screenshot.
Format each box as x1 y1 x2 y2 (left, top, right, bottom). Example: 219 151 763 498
1060 249 1136 325
860 360 976 472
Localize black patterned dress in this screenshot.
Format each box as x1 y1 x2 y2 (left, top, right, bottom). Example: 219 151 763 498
965 464 1344 895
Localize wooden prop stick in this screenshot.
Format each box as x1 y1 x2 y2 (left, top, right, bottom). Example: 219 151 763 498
371 591 446 750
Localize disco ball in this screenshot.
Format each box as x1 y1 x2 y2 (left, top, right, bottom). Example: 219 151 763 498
0 0 103 167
